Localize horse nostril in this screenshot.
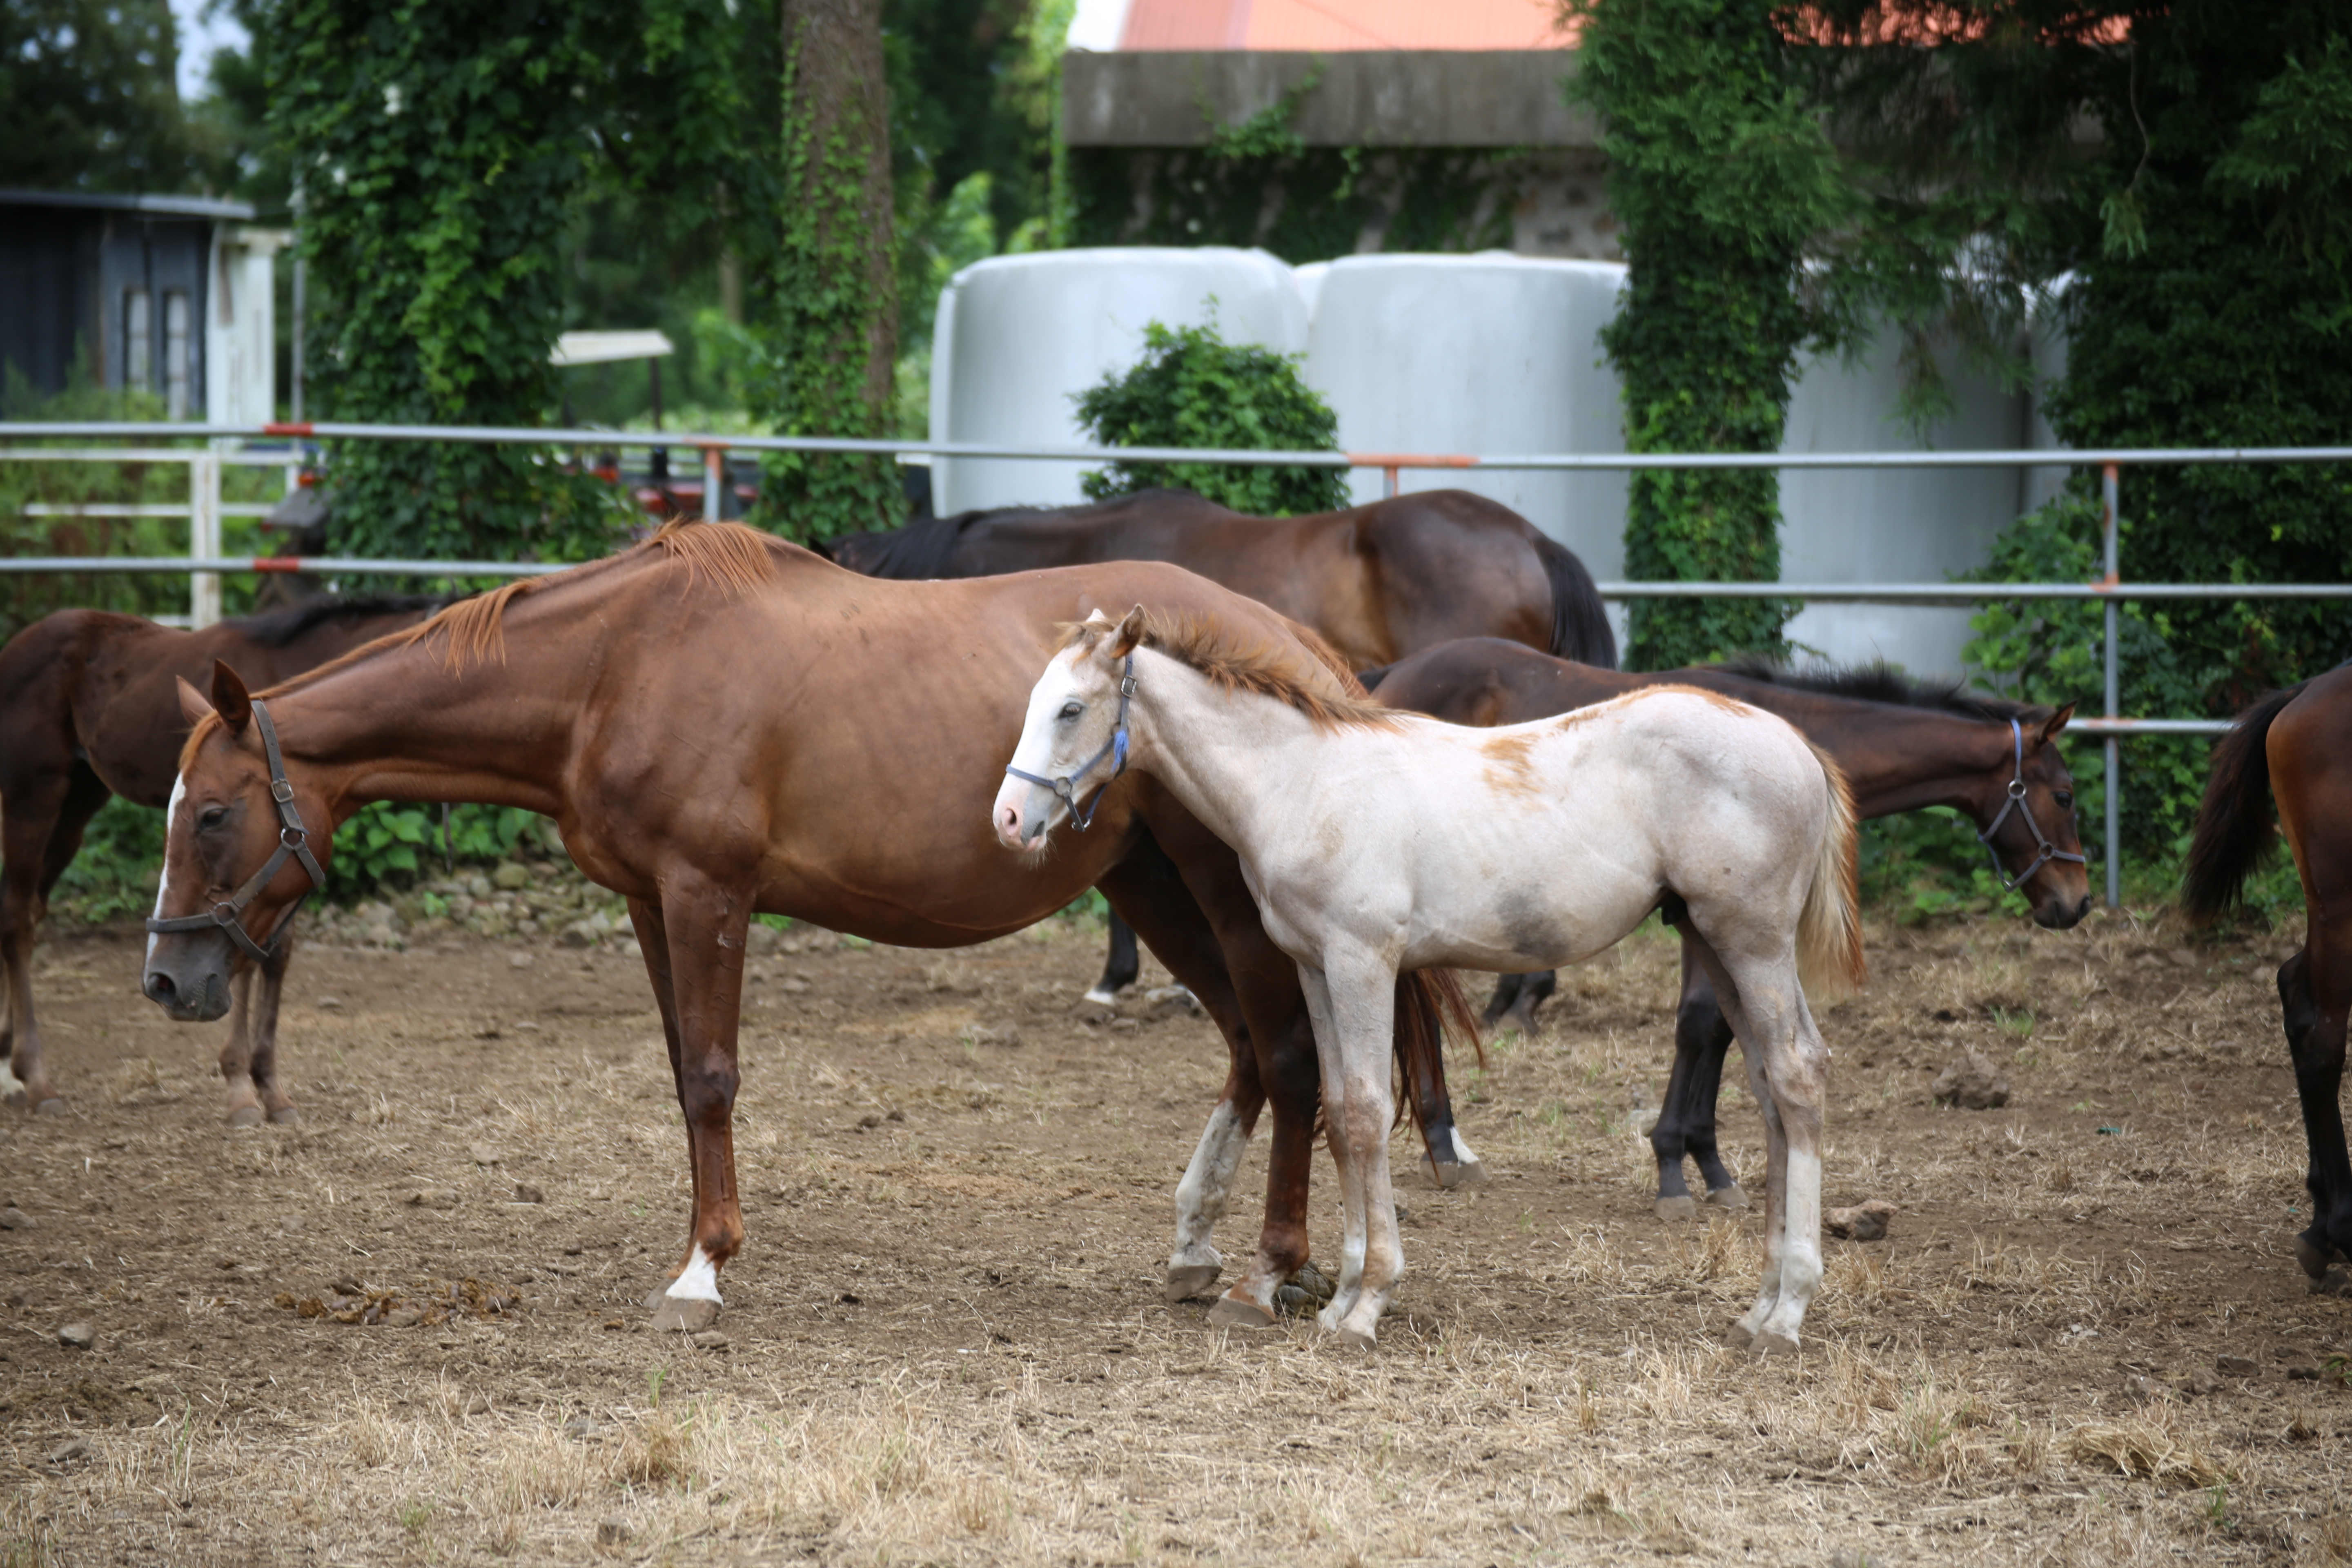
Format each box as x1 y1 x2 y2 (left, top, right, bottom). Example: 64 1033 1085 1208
145 971 176 1004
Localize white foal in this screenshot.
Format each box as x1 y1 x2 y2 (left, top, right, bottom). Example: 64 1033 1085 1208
995 608 1862 1354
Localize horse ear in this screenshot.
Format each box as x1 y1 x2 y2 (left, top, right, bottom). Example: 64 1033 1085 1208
209 659 254 735
2041 702 2075 740
1109 606 1146 658
176 676 216 728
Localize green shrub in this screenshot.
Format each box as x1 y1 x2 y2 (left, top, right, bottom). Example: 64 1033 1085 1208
1073 318 1351 517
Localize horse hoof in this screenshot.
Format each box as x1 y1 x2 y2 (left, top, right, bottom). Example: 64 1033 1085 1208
2309 1267 2352 1298
2 1089 23 1111
1333 1324 1378 1352
1205 1293 1277 1330
1655 1194 1697 1222
1165 1263 1223 1303
1749 1329 1801 1357
268 1106 301 1126
2296 1235 2335 1281
1082 985 1120 1006
1724 1320 1755 1349
228 1106 265 1129
31 1097 66 1118
651 1295 721 1333
1705 1183 1749 1212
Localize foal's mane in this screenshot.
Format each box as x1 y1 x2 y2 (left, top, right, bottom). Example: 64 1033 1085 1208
180 521 786 764
1715 657 2049 724
1067 609 1399 731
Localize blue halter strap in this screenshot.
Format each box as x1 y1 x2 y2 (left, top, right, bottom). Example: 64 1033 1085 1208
1004 654 1137 833
1975 716 2088 892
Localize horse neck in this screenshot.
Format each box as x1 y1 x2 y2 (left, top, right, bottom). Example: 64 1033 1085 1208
266 604 588 821
1125 649 1338 861
1787 698 2016 824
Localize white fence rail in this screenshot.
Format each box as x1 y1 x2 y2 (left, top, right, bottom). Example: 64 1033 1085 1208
8 423 2351 907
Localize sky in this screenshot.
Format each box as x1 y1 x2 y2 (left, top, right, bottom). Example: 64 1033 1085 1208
170 0 251 101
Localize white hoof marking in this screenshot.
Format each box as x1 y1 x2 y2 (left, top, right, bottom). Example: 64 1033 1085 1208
666 1243 724 1304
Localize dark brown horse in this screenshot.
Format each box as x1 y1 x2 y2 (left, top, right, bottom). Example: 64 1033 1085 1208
2183 663 2352 1287
143 523 1465 1330
1355 638 2091 1211
0 596 441 1119
831 486 1619 1002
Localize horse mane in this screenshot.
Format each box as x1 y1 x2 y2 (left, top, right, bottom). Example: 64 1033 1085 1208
228 594 448 648
1714 657 2049 724
1066 608 1398 730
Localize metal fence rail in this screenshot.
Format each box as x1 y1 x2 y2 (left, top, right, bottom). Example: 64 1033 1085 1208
8 423 2351 907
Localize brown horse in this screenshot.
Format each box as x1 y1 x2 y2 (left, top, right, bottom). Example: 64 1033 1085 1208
831 486 1618 1003
2183 663 2352 1286
0 596 441 1119
142 522 1465 1330
1353 638 2091 1211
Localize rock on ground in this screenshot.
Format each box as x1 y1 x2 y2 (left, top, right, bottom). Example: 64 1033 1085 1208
1932 1051 2011 1110
1825 1200 1897 1242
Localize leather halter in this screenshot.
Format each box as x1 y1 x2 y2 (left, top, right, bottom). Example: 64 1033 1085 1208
1976 716 2087 893
146 698 325 962
1004 654 1136 833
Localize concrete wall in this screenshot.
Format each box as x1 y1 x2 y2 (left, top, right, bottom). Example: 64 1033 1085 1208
1062 50 1592 148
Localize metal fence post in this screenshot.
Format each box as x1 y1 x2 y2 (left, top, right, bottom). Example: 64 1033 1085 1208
2102 462 2121 909
703 446 725 524
190 450 222 629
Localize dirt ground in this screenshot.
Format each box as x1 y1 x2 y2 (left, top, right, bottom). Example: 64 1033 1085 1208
2 902 2348 1566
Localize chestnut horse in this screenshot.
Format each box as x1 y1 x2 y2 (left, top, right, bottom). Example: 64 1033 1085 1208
831 486 1619 1004
0 596 440 1118
1355 638 2090 1210
140 522 1463 1330
2183 663 2352 1287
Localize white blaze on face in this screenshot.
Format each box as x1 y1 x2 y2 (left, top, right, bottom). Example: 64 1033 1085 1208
147 775 188 966
666 1243 723 1304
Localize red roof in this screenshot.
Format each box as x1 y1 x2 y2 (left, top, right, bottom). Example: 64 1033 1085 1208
1118 0 1576 51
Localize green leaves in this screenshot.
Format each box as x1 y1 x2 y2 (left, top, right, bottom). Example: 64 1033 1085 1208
1072 319 1351 518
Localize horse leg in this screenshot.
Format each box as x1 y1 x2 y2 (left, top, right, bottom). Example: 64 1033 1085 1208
1095 846 1262 1301
1 766 105 1114
630 884 751 1332
221 964 265 1126
1298 952 1404 1350
1086 913 1142 1005
2280 947 2352 1284
244 939 298 1123
1498 971 1557 1038
1403 994 1485 1189
1675 954 1748 1211
1480 972 1524 1031
1686 928 1826 1355
1131 794 1318 1329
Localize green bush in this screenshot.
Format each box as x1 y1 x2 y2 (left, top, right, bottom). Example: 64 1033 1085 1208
1072 318 1351 517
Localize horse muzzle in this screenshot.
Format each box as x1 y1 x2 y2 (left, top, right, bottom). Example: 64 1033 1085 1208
2034 892 2094 931
991 782 1053 853
143 941 232 1022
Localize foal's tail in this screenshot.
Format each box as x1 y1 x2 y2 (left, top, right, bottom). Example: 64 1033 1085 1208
2181 679 2304 924
1393 969 1483 1144
1796 743 1867 1002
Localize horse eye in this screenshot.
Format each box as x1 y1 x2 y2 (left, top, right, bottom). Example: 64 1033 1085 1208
198 806 229 830
2055 791 2074 811
1058 702 1082 722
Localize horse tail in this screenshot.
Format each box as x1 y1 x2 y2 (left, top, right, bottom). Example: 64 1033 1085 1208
1796 740 1866 1001
1533 532 1617 670
2181 679 2304 924
1392 969 1483 1144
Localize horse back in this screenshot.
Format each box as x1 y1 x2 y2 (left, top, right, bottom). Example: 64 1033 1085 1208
2268 666 2352 929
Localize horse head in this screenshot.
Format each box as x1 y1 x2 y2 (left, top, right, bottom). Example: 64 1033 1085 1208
995 607 1145 852
1986 703 2093 930
143 661 334 1020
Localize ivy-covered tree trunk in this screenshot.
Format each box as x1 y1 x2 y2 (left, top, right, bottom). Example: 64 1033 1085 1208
266 1 617 564
760 0 902 541
1568 0 1847 671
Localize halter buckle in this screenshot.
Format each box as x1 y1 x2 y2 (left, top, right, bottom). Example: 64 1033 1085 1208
272 778 295 804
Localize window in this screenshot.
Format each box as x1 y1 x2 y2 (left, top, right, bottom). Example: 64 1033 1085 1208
164 290 190 419
123 289 151 390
